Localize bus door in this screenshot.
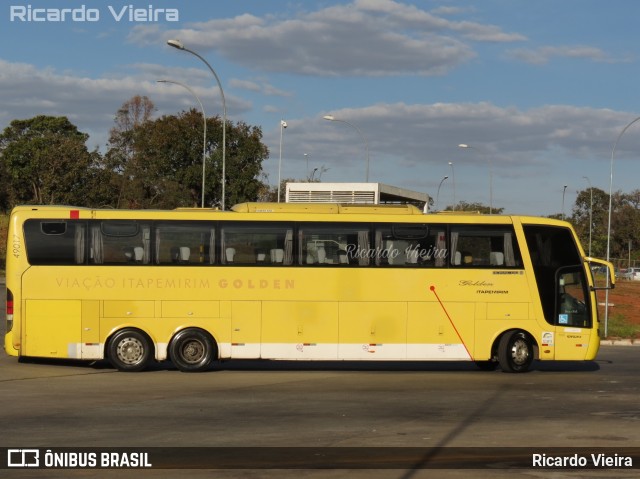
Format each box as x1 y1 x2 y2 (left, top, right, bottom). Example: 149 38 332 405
553 265 592 359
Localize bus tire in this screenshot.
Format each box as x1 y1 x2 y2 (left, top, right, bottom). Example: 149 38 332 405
108 329 153 372
169 328 216 373
498 331 534 373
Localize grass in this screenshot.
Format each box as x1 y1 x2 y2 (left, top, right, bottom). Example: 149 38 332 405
605 313 640 339
598 280 640 339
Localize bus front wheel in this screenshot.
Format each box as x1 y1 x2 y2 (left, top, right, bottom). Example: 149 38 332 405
498 331 534 373
108 329 153 372
169 329 216 372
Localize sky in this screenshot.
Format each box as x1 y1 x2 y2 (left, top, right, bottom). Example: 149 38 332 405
2 0 640 216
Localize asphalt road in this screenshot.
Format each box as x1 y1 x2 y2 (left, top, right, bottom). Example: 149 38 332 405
1 294 640 478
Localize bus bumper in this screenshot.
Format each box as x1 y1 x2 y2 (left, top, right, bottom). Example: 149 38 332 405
4 332 19 357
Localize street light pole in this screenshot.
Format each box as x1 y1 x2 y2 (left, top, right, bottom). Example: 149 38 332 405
157 80 207 208
323 115 370 182
277 120 287 202
436 176 449 211
458 143 493 213
562 185 568 220
167 39 227 210
448 162 456 211
605 116 640 337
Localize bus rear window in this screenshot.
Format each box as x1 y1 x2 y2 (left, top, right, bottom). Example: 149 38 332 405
24 220 86 265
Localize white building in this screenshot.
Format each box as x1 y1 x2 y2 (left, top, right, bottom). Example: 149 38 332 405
285 182 430 212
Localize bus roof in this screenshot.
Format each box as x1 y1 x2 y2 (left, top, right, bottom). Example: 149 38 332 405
231 202 424 215
9 203 573 228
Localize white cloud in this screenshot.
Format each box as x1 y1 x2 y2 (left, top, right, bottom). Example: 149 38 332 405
507 45 628 65
127 0 527 77
0 60 251 150
229 78 292 97
270 102 636 180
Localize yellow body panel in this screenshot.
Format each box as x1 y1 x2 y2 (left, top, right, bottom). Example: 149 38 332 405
24 300 81 358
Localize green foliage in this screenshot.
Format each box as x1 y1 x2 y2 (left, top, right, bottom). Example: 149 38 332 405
441 201 504 214
0 97 271 212
0 115 107 207
0 213 7 273
103 97 269 209
605 313 640 339
570 187 640 259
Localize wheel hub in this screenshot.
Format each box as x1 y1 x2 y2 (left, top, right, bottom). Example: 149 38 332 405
183 341 204 363
118 338 143 364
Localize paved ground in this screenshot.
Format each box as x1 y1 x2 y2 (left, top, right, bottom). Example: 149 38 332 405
2 276 640 478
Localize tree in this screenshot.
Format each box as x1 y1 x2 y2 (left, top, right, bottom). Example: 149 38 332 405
0 155 9 212
104 97 270 209
131 109 212 208
223 119 269 206
0 115 105 206
571 187 610 257
568 187 640 261
442 201 504 214
609 190 640 261
104 95 156 208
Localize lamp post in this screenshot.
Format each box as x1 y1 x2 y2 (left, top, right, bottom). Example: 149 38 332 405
562 185 568 220
448 162 456 210
436 175 449 211
167 39 227 210
458 143 493 213
583 176 593 257
323 115 370 182
304 153 309 180
277 120 287 202
157 80 207 208
605 116 640 337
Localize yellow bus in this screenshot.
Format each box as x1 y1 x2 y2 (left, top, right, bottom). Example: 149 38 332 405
4 202 614 373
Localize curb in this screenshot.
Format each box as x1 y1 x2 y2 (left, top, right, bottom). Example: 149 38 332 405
600 339 640 346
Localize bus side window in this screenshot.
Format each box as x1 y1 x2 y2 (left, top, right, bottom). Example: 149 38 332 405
156 222 215 265
374 224 444 268
92 221 151 265
450 225 521 268
221 222 294 265
557 268 589 327
300 223 369 266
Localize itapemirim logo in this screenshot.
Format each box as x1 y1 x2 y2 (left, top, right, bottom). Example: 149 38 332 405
9 4 180 22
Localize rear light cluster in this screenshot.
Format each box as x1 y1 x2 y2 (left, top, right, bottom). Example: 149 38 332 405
6 289 13 332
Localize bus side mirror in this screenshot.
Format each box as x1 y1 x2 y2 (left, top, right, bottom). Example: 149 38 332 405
586 257 615 291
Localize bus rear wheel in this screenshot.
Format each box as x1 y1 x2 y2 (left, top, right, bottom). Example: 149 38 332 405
169 329 216 372
108 329 152 372
498 331 534 373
